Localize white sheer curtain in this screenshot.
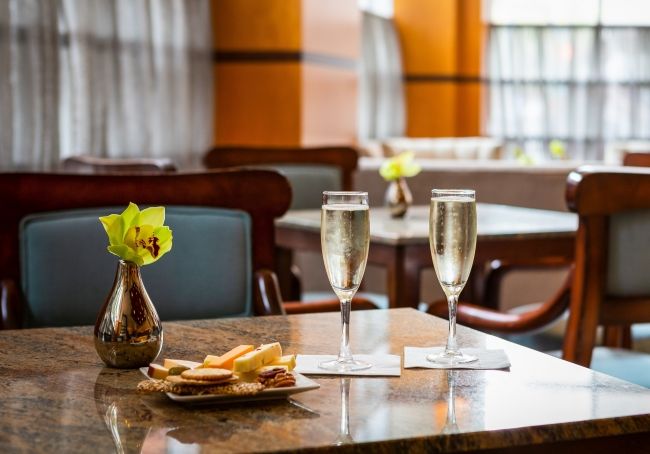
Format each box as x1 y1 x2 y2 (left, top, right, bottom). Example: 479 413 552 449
358 10 405 142
486 0 650 161
0 0 212 169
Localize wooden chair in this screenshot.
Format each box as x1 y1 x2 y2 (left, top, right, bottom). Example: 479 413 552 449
61 155 177 173
0 170 301 328
563 165 650 365
429 166 650 384
204 146 358 193
203 146 369 303
622 151 650 167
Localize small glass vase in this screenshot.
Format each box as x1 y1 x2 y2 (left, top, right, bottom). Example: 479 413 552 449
94 260 163 368
385 177 413 218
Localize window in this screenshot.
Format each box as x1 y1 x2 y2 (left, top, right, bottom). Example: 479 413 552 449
485 0 650 161
0 1 212 169
357 0 405 142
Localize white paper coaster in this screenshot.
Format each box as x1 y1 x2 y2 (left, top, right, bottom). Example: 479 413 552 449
403 347 510 369
295 354 401 376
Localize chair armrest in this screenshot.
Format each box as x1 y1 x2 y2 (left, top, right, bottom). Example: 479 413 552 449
428 268 573 334
255 269 380 316
254 269 287 316
1 279 23 329
283 298 379 315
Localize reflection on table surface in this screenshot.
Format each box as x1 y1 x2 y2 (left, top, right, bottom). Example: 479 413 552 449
1 309 649 452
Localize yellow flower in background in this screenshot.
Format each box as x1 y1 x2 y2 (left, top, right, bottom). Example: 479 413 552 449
99 203 173 266
549 140 566 159
514 146 534 166
379 151 422 181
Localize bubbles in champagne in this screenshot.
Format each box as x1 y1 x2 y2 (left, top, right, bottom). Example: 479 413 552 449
429 197 477 296
321 204 370 301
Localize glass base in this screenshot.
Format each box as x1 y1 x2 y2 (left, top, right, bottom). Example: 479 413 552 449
318 358 372 373
426 350 477 365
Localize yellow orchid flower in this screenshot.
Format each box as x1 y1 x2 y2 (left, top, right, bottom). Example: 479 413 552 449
379 151 422 181
549 140 566 159
99 203 173 266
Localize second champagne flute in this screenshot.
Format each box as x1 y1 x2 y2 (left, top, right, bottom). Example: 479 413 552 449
428 189 478 365
319 191 371 372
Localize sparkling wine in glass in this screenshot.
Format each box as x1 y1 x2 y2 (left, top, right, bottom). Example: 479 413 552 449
319 191 371 372
428 189 478 364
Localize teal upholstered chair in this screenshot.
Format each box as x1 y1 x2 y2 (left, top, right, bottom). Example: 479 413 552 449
204 147 346 300
203 146 357 210
268 164 343 210
429 166 650 388
20 207 254 327
203 146 385 310
0 170 292 329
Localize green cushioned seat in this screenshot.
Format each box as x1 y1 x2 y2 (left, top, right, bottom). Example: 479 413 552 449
20 206 252 328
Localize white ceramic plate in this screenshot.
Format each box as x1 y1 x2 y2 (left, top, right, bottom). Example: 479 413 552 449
139 368 320 404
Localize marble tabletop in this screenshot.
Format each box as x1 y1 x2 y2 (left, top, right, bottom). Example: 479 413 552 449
1 309 648 453
276 203 578 246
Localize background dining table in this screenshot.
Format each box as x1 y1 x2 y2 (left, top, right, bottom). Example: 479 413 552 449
0 308 648 453
276 204 578 308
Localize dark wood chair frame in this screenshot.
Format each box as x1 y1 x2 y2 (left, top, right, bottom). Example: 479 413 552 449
563 165 650 365
430 165 650 367
203 146 359 191
622 151 650 168
61 155 178 173
0 170 291 328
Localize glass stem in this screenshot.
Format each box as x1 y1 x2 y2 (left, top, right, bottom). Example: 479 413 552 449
338 299 353 362
444 294 459 355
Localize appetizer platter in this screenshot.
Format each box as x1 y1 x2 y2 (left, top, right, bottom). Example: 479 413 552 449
137 342 320 404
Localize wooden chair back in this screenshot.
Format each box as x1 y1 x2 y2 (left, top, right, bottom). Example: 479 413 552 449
203 146 359 191
565 165 650 365
0 170 291 325
622 151 650 167
61 155 177 173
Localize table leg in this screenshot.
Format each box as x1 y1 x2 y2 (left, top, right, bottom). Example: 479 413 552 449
385 246 424 309
276 247 301 301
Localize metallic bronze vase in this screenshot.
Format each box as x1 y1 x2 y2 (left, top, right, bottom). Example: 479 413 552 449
94 260 163 368
385 177 413 218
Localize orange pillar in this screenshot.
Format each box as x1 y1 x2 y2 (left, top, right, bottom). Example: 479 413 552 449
394 0 483 137
212 0 360 147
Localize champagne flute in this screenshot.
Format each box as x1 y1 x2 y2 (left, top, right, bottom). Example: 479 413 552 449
319 191 371 372
428 189 478 364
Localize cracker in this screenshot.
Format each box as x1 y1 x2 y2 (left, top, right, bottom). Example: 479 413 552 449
170 381 264 396
137 378 264 397
137 380 171 393
165 375 237 386
181 368 232 381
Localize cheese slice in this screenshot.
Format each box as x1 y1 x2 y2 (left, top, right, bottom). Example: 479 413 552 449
163 359 202 370
147 364 169 379
233 342 282 373
204 345 254 370
269 354 296 371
